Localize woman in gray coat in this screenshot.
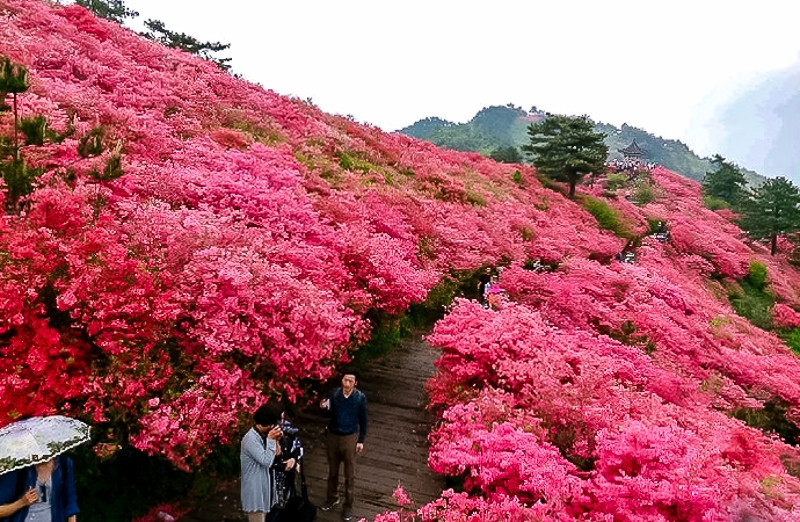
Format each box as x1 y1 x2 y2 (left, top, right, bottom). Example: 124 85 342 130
241 403 284 522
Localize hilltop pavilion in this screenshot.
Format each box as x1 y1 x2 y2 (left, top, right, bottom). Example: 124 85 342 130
619 140 645 162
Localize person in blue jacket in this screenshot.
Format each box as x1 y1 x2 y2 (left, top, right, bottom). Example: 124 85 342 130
0 454 79 522
319 370 367 522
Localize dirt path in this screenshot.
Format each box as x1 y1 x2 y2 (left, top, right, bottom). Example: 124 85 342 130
179 332 445 522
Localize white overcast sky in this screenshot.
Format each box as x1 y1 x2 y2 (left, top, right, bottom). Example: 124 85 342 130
97 1 800 179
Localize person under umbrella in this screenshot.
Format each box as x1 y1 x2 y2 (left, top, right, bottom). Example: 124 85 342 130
0 415 89 522
0 456 79 521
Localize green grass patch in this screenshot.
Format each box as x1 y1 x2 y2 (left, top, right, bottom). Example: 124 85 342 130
579 195 634 239
227 119 283 145
729 279 774 330
335 150 379 173
535 172 564 194
465 189 486 206
732 399 800 445
779 328 800 355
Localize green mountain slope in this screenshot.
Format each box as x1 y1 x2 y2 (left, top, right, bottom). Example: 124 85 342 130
399 105 765 185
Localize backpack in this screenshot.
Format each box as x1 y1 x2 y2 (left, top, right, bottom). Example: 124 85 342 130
274 462 316 522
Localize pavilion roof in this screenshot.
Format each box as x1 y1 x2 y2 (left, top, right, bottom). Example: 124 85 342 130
619 140 645 156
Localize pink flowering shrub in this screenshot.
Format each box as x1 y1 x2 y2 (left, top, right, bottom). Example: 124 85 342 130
375 488 551 522
0 0 624 469
422 300 800 519
4 1 800 519
411 168 800 519
774 303 800 329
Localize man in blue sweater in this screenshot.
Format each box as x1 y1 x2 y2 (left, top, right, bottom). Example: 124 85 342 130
320 370 367 522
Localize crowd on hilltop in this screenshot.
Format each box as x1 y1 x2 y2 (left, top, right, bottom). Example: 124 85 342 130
608 159 657 177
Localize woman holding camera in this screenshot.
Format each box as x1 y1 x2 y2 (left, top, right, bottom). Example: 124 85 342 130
240 403 284 522
241 402 305 522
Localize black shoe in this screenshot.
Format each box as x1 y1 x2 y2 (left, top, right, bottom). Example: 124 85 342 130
343 510 354 522
320 499 340 511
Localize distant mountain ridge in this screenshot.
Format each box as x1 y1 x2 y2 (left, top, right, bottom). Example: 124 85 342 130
399 105 766 185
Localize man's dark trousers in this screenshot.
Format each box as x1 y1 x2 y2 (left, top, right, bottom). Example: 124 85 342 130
326 431 358 511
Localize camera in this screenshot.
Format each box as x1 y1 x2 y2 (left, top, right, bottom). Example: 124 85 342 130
279 420 299 437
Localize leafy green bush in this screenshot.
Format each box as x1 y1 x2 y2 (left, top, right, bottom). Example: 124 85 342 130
352 269 481 363
512 170 523 184
408 276 467 327
489 146 522 164
702 195 730 210
604 172 627 191
352 311 412 367
89 153 124 182
579 195 633 239
78 126 105 157
646 217 663 234
732 399 800 445
337 150 354 170
633 181 655 205
747 261 768 290
2 156 42 211
605 319 656 354
19 115 47 146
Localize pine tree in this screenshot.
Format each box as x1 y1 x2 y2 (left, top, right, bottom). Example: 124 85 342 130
0 56 41 213
522 115 607 198
738 177 800 255
75 0 139 24
702 154 748 207
0 55 29 159
142 19 231 70
489 146 523 164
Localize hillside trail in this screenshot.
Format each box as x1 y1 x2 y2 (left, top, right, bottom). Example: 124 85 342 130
178 331 445 522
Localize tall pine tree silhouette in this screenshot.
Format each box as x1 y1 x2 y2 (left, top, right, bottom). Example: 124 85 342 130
75 0 139 24
0 55 29 160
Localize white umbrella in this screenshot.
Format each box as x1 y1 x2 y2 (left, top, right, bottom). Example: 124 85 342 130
0 415 91 475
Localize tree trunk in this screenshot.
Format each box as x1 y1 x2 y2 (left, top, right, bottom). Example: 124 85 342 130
771 234 778 256
568 180 576 199
13 92 19 160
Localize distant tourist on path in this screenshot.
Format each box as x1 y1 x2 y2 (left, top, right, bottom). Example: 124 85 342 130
241 403 285 522
478 268 492 308
320 370 367 522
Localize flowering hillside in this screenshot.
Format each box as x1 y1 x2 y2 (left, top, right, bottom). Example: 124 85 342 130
3 1 800 520
413 169 800 521
0 0 618 467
